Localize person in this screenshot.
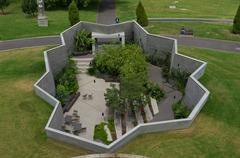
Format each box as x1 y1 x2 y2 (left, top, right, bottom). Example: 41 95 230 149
115 17 120 23
180 27 186 35
94 80 96 83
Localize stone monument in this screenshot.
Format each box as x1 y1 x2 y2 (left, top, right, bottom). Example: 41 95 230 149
37 0 48 27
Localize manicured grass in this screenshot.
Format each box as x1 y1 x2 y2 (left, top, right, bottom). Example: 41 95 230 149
0 0 99 40
116 0 239 21
119 47 240 157
146 22 240 41
1 46 240 157
0 47 91 158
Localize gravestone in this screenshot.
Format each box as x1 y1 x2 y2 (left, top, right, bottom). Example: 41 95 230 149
37 0 48 27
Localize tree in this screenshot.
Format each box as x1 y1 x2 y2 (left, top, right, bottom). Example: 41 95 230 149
233 4 240 34
0 0 10 15
21 0 37 16
104 84 124 112
136 1 148 27
120 72 146 109
68 0 79 26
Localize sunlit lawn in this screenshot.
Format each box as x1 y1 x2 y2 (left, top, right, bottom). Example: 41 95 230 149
116 0 239 21
0 0 99 40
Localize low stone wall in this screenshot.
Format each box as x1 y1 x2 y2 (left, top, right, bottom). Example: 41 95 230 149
34 21 210 153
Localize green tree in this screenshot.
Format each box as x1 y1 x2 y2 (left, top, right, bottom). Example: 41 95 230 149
104 84 124 112
120 72 146 109
0 0 9 15
233 4 240 34
68 0 79 26
21 0 37 16
136 1 148 27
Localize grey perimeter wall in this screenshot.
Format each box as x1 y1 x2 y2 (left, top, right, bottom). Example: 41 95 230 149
34 21 210 153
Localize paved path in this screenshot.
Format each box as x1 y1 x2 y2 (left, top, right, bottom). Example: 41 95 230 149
97 0 116 24
0 36 61 51
170 36 240 53
149 18 233 23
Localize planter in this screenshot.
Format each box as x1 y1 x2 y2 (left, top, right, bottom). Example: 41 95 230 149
72 50 92 56
63 92 80 113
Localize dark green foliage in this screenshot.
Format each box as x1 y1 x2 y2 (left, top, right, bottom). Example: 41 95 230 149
136 1 148 27
93 122 112 144
120 73 146 109
75 29 95 53
21 0 37 16
0 0 9 14
55 60 79 106
68 0 79 26
170 69 190 92
56 84 70 104
44 0 91 10
92 44 148 110
233 4 240 34
145 82 164 101
104 84 124 112
107 118 115 133
172 102 190 119
92 45 147 77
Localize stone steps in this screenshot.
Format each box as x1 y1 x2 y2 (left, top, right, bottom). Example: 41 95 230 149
71 57 93 74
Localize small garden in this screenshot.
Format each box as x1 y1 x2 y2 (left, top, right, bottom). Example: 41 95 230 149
73 29 95 56
88 44 173 137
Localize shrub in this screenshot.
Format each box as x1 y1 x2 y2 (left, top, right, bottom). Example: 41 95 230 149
105 84 124 112
21 0 37 16
93 122 111 144
55 60 79 106
68 0 79 26
233 4 240 34
170 69 190 92
75 29 95 53
93 45 147 77
136 1 148 27
56 84 70 104
172 102 190 119
145 82 164 101
0 0 10 15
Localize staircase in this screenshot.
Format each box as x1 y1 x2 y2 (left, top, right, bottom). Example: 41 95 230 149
71 57 93 74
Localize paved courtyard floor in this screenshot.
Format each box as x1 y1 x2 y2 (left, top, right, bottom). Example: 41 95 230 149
65 73 119 140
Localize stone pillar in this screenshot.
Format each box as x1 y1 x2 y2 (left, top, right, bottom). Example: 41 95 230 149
37 0 48 27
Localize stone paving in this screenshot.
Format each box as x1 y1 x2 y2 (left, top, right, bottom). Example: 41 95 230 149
97 0 116 24
65 73 119 140
148 64 183 121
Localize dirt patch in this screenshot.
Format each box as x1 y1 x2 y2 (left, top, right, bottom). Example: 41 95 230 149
14 79 34 92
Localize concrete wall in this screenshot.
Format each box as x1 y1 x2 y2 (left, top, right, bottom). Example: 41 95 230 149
34 21 210 153
47 46 68 77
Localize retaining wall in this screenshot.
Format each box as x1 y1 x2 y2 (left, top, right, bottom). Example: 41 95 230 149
34 21 209 152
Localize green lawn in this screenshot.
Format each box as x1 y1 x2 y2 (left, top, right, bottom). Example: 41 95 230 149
119 47 240 157
146 22 240 42
0 47 91 158
116 0 239 21
0 46 240 158
0 0 99 40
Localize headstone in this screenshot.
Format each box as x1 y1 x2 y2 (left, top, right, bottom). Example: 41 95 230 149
37 0 48 27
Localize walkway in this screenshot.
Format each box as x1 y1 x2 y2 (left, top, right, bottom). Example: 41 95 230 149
148 18 233 23
148 64 182 121
97 0 116 24
0 36 61 51
1 35 240 53
65 73 119 140
170 36 240 53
